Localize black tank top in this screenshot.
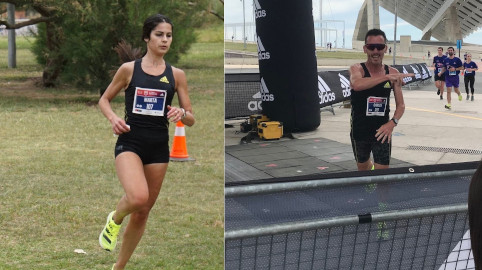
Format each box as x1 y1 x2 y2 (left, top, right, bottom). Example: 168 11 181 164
124 58 175 130
350 63 392 140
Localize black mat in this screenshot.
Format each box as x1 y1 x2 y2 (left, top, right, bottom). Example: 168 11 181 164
225 137 413 183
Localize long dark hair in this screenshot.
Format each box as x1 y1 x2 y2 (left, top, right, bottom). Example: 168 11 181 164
142 14 173 42
113 14 173 65
469 160 482 269
106 14 173 92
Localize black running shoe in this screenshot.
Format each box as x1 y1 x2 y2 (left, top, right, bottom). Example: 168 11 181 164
437 89 440 95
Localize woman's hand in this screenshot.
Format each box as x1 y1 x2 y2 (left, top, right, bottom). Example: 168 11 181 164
110 116 130 135
166 105 184 123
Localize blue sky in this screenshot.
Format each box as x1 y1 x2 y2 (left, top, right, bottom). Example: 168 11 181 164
225 0 482 48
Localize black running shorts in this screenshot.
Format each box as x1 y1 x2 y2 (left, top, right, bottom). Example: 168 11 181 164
115 126 170 164
434 72 445 82
350 135 391 166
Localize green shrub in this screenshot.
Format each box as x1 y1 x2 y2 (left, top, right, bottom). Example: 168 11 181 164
31 0 215 91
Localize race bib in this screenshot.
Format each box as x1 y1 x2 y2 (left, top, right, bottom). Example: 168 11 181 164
449 70 457 76
437 68 442 73
366 96 387 116
132 87 167 116
465 69 472 74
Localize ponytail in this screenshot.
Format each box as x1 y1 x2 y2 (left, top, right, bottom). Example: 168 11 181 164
114 39 143 63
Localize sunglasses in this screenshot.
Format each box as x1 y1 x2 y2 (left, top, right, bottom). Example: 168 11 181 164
365 44 386 51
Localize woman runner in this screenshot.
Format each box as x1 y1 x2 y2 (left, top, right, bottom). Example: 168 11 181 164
98 14 195 270
463 53 478 101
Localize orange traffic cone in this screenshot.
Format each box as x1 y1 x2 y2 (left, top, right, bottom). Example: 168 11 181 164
170 121 194 161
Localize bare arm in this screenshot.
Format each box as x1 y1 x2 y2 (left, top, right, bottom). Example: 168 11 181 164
350 63 414 91
438 67 446 76
166 67 195 126
350 64 390 91
98 62 133 135
374 67 405 144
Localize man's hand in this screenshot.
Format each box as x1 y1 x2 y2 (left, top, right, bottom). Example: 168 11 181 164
375 120 396 143
386 73 414 87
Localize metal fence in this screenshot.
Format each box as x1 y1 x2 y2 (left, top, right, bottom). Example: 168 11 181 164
225 167 477 270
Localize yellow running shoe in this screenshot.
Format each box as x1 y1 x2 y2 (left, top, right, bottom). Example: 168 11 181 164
99 211 121 251
458 94 462 101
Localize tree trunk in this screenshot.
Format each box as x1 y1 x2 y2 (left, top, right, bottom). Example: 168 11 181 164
42 21 64 87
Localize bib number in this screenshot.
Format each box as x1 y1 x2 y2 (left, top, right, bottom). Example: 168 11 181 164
449 70 456 76
132 87 167 116
366 96 387 116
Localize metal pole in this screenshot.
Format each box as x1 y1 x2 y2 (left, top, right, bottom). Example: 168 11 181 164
225 203 467 240
343 21 345 48
7 3 16 68
253 0 256 42
225 169 476 197
319 0 323 47
243 0 246 49
393 0 397 66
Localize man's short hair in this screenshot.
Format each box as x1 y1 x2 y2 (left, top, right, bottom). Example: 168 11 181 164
365 29 387 44
438 47 443 51
448 46 455 51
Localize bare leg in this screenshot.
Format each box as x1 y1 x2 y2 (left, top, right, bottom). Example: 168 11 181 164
112 152 149 225
454 87 462 97
357 159 373 171
374 162 389 170
440 82 445 98
114 163 168 270
447 86 452 104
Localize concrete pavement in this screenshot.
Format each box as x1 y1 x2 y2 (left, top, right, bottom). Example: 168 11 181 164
225 69 482 177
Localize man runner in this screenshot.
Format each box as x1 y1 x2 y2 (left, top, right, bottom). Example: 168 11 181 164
433 47 447 100
438 46 463 110
349 29 412 171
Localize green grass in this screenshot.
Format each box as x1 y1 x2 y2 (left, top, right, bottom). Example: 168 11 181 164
0 24 224 270
225 42 369 59
0 36 41 82
224 41 409 60
195 23 224 43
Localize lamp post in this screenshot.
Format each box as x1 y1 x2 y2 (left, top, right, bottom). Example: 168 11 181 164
393 0 398 66
7 3 16 68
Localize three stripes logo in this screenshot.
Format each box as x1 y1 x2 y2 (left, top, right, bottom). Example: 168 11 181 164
260 77 274 101
159 76 169 83
383 82 391 88
248 91 263 111
339 73 351 98
257 37 270 60
420 64 429 80
247 77 273 111
402 66 413 84
410 65 421 80
318 76 336 104
254 0 266 18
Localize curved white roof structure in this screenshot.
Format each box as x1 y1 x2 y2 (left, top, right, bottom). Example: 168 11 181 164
354 0 482 43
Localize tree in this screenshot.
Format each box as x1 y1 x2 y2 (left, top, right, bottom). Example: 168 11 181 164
1 0 216 89
1 0 71 86
208 0 224 21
